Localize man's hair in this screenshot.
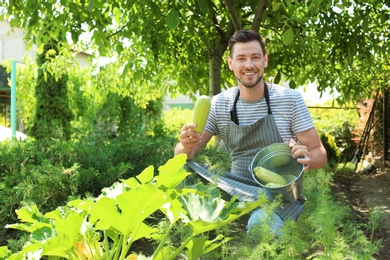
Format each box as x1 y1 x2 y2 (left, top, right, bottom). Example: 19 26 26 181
228 29 266 57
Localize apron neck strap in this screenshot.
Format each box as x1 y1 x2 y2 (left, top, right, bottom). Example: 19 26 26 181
230 82 272 125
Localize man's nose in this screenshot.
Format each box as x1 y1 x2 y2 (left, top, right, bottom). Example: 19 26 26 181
244 59 254 68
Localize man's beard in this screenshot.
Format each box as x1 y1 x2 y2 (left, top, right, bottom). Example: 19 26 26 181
237 75 263 88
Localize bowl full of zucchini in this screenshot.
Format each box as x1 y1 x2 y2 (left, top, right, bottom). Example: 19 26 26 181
249 143 304 203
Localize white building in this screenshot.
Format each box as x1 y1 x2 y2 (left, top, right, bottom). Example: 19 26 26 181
0 20 90 66
0 21 37 62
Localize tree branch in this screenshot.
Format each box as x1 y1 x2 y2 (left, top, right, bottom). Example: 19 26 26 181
251 0 268 31
106 22 129 39
224 0 242 30
207 0 224 37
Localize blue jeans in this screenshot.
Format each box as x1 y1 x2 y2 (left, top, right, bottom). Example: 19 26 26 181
246 188 284 236
246 207 284 236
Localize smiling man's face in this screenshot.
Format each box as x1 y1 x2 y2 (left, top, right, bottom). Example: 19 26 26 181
228 40 268 89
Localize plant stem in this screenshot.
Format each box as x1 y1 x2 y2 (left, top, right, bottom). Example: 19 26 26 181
166 234 195 260
151 223 174 259
109 233 120 259
119 234 130 260
113 234 124 260
103 231 110 259
119 221 143 260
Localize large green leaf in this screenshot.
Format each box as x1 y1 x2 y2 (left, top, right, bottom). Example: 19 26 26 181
0 246 9 259
6 205 51 234
156 154 189 188
101 181 131 198
89 183 169 236
12 204 42 223
67 198 95 211
186 235 207 260
179 193 266 235
132 165 155 185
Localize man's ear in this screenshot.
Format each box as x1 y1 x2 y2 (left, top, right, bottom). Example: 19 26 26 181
264 54 268 68
228 56 233 70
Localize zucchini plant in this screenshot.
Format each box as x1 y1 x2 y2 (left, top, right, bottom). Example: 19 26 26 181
1 154 264 260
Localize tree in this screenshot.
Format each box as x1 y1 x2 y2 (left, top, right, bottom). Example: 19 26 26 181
30 34 74 140
1 0 389 103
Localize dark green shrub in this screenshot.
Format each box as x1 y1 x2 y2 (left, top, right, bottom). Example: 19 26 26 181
320 132 341 166
30 40 74 141
0 134 177 248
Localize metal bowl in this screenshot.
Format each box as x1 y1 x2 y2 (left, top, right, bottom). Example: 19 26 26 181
249 143 304 203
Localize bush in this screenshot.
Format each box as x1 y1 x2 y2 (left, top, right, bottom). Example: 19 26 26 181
320 132 341 166
0 134 178 247
310 106 357 161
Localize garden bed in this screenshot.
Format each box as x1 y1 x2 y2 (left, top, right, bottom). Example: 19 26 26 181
331 168 390 259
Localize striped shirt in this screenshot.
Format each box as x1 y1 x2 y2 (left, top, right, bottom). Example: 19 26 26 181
204 84 314 143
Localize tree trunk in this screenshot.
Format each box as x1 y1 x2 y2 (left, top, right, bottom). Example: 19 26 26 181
209 53 222 97
383 88 390 167
208 24 235 97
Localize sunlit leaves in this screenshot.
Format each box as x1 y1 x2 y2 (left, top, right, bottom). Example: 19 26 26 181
1 0 389 107
3 155 264 259
179 191 265 235
156 153 190 188
186 234 233 260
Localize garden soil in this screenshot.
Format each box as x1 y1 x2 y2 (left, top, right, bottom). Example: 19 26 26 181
331 167 390 259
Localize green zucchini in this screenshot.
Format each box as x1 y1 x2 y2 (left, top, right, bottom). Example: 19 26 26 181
265 182 285 188
269 155 291 167
192 95 211 133
254 166 287 185
283 173 297 184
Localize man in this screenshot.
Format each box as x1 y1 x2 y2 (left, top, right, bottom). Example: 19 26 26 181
174 29 327 235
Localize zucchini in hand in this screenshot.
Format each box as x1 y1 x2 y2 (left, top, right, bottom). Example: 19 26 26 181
192 95 211 134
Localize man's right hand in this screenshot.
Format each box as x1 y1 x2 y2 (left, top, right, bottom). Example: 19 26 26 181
175 124 213 160
175 123 213 160
178 123 202 151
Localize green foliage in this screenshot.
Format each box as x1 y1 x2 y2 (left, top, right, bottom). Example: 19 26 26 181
30 41 74 140
116 95 164 137
162 108 192 136
195 145 232 176
367 207 385 242
309 106 358 160
1 155 263 259
0 135 178 245
227 166 379 259
8 53 166 140
320 132 341 166
0 101 382 259
2 1 388 102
